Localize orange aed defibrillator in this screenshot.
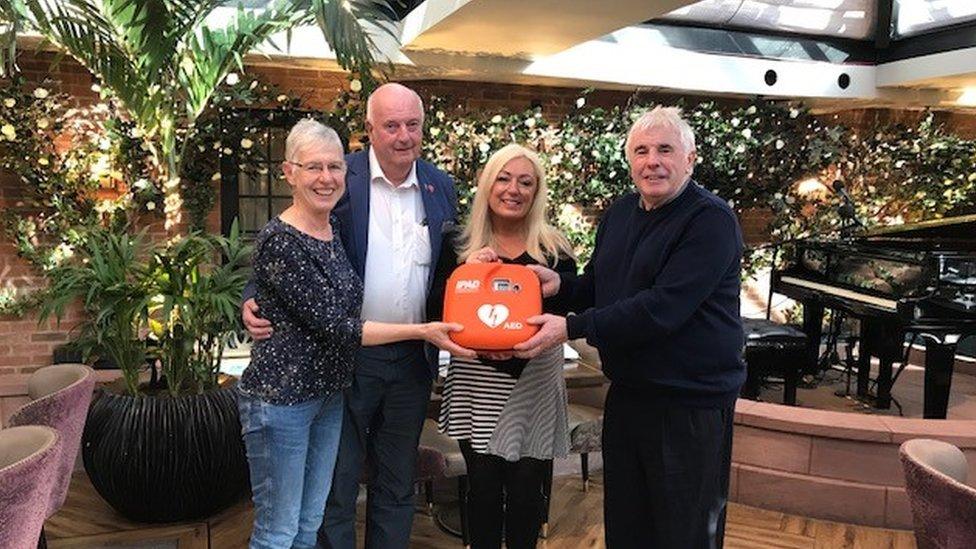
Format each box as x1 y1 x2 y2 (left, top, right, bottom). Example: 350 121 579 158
442 263 542 351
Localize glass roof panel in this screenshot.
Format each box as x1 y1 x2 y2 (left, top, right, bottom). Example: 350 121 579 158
660 0 876 40
894 0 976 37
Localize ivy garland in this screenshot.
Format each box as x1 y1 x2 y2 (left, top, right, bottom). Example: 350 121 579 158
2 75 975 316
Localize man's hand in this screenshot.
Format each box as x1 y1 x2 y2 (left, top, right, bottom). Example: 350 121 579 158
422 322 477 358
242 298 273 340
465 246 500 264
513 314 568 359
526 264 560 298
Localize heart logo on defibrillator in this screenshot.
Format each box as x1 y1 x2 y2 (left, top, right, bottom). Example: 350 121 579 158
477 304 509 328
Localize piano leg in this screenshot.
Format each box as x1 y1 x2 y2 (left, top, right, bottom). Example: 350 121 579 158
923 339 956 420
873 322 902 410
876 357 893 409
856 322 872 397
802 303 824 375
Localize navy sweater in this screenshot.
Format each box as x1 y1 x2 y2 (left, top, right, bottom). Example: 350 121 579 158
564 182 746 407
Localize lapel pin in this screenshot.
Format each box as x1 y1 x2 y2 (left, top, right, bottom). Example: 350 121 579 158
425 184 434 193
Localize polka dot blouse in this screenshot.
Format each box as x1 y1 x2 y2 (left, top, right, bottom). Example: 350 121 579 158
240 216 364 405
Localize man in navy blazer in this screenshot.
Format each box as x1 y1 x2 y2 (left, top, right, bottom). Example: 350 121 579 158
243 83 461 548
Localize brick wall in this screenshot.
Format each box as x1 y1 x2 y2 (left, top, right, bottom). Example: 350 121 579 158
1 54 974 374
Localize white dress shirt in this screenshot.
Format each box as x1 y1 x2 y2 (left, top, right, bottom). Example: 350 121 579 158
360 148 431 323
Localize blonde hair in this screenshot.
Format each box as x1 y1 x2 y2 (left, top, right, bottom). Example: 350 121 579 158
458 143 575 267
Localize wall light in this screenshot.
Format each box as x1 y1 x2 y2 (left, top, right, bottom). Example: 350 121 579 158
957 88 976 106
794 177 829 199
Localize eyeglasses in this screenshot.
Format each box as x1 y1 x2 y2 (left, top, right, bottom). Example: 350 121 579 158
286 160 346 176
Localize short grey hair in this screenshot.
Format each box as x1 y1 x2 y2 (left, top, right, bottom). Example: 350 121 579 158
365 82 424 125
624 106 696 163
285 118 343 161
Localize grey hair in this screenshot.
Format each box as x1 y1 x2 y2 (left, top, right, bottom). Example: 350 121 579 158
624 106 696 163
285 118 343 161
365 82 424 125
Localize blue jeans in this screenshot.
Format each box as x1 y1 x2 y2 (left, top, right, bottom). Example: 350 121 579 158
239 391 345 549
319 342 432 549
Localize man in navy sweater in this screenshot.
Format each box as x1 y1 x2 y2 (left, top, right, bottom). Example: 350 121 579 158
514 106 745 548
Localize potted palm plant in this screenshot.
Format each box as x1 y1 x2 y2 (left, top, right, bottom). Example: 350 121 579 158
40 222 254 521
7 0 396 522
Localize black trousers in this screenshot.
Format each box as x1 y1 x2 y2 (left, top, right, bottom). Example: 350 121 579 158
603 384 735 549
458 439 549 549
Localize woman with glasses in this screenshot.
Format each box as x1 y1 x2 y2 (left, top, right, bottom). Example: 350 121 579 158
238 119 473 549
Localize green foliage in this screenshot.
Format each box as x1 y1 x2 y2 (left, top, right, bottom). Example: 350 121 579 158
146 219 251 396
1 0 396 229
37 228 152 395
35 221 251 397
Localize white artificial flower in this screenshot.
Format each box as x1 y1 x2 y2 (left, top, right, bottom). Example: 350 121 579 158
576 97 586 108
223 147 232 155
564 142 576 152
33 87 49 99
1 124 16 140
146 201 156 211
741 128 752 139
790 109 799 119
211 172 221 181
731 118 740 127
3 98 15 108
225 73 240 86
746 105 757 115
276 94 289 103
775 139 785 150
38 157 49 166
491 115 502 124
91 83 101 93
524 118 536 128
349 79 362 92
478 142 490 153
429 127 441 137
240 138 253 149
37 118 49 129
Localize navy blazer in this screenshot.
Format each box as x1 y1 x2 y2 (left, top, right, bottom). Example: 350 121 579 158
334 149 458 291
336 149 458 376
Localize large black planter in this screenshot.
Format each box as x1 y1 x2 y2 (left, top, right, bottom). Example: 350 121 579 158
82 385 249 522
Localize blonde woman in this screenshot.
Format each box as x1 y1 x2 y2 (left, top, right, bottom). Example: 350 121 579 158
432 143 577 549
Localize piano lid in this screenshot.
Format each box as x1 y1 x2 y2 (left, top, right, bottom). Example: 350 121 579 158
860 214 976 241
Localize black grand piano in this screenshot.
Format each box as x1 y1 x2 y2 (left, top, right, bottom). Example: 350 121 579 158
771 214 976 418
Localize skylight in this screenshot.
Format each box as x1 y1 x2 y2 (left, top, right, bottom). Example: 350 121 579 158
660 0 876 40
894 0 976 37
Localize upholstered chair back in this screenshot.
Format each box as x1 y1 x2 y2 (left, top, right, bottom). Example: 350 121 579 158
0 425 61 549
900 438 976 549
9 363 95 516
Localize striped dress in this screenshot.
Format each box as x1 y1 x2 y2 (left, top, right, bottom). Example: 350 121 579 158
439 346 567 460
436 253 577 461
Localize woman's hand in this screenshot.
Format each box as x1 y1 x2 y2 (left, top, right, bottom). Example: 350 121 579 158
421 322 477 358
465 246 500 264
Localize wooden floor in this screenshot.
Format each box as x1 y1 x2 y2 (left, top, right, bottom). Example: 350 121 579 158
47 471 916 548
